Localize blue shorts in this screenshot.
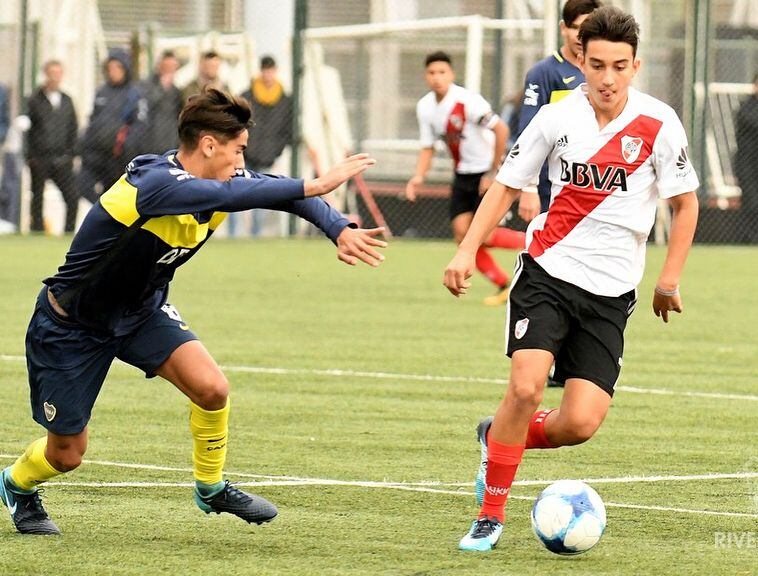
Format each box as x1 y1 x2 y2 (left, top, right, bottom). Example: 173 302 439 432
25 288 198 435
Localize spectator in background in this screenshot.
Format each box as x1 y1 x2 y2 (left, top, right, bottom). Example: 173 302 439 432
0 83 9 145
182 51 229 103
137 50 183 154
229 55 292 237
26 60 79 233
735 74 758 243
78 49 141 203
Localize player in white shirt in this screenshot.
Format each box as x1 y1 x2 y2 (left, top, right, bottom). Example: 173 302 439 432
407 52 525 306
444 7 700 551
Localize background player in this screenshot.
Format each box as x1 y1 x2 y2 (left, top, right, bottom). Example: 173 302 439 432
406 51 525 306
0 88 386 536
516 0 603 223
443 7 699 551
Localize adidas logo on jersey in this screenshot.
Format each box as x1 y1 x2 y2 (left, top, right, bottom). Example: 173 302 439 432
508 143 520 158
560 158 628 192
556 135 568 148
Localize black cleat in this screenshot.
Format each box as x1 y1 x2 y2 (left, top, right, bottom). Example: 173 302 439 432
0 468 61 535
194 481 278 525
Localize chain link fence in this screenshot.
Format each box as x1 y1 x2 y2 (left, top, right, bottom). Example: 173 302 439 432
0 0 755 243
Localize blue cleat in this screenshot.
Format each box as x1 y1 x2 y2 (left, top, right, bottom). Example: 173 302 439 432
194 480 278 525
0 468 60 535
475 416 493 506
459 516 503 551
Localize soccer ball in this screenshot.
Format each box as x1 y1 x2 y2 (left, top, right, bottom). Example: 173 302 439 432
530 480 606 555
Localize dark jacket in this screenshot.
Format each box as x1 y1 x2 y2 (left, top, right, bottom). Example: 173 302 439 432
735 94 758 211
0 84 8 145
137 74 183 154
80 50 140 157
26 88 78 159
241 83 292 169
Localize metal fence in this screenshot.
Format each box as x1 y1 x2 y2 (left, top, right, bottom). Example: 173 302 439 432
0 0 755 243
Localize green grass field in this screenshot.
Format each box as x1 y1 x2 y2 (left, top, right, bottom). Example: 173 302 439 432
0 236 756 576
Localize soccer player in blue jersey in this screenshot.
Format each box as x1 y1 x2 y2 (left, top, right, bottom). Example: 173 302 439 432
0 88 386 535
516 0 602 223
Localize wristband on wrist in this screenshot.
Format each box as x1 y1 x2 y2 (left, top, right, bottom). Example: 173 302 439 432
655 285 679 297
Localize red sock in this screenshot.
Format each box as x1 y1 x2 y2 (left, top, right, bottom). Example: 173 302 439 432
525 409 556 449
479 437 524 522
485 227 526 250
475 247 509 287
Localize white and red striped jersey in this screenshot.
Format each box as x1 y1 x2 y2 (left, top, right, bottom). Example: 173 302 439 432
416 84 500 174
496 85 699 297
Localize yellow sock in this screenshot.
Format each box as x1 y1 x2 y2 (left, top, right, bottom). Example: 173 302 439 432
190 398 229 485
9 437 62 491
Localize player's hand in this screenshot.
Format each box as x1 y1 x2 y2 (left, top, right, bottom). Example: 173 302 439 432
652 286 683 323
305 153 376 197
479 173 494 196
518 190 541 222
405 176 423 202
443 249 475 297
336 226 387 267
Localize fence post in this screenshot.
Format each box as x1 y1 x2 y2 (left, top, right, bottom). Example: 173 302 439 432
465 16 483 94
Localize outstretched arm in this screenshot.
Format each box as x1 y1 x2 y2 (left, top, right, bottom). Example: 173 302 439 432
652 191 699 322
443 182 521 296
479 120 509 195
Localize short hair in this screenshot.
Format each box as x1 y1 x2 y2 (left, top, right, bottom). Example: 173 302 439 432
562 0 602 26
43 59 63 72
178 87 251 150
260 55 276 69
425 51 452 68
159 50 177 60
579 6 640 57
202 51 220 60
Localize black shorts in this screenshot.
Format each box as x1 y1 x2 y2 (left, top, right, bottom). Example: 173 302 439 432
450 172 486 220
25 288 198 435
505 253 637 396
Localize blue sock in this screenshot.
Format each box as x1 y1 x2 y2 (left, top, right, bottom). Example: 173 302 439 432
195 480 225 497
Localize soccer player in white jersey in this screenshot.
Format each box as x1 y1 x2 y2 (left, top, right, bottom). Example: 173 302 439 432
443 7 699 551
407 52 525 306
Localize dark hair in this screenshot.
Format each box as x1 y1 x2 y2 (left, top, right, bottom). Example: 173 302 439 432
425 51 452 68
562 0 602 27
178 87 251 150
202 50 220 60
159 50 177 60
260 55 276 69
579 6 640 57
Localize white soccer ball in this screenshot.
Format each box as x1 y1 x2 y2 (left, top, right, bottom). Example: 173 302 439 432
530 480 606 555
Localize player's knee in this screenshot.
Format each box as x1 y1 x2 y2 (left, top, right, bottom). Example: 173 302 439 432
47 444 85 472
507 380 543 410
194 373 229 410
565 415 603 445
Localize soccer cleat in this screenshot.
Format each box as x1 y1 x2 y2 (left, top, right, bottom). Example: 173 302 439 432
194 481 278 525
458 516 504 551
547 364 564 388
475 416 493 506
483 285 510 307
0 468 60 535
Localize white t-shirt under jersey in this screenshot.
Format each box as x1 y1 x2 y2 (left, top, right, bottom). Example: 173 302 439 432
496 85 699 297
416 84 499 174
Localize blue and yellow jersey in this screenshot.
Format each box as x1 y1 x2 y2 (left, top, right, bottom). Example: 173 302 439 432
45 152 350 335
517 52 584 211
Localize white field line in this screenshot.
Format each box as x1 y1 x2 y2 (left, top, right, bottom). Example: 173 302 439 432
2 455 756 488
1 354 756 402
17 480 758 519
0 453 755 518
